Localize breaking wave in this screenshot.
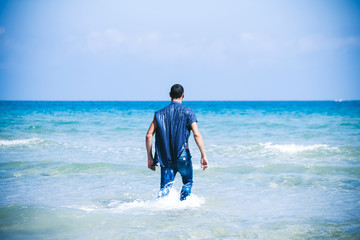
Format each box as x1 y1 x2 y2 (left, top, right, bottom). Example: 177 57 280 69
0 138 44 147
259 142 339 153
208 142 343 157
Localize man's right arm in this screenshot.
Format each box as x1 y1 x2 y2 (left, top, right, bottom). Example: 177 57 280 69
146 117 157 171
191 122 208 170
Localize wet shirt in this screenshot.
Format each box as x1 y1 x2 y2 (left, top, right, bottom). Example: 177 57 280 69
154 102 197 168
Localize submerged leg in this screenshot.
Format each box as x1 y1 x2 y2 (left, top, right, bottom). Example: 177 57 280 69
177 151 193 201
180 181 192 201
159 167 176 198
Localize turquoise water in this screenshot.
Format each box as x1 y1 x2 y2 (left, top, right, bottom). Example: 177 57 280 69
0 101 359 239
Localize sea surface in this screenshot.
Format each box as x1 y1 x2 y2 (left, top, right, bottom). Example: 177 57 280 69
0 101 359 239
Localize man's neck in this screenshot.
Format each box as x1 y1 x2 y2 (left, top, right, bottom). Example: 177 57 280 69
171 98 182 104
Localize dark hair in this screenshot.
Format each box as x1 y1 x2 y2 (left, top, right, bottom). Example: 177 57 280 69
170 84 184 99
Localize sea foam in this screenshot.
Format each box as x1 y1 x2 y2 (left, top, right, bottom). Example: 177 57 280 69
0 138 43 147
207 142 340 157
260 142 339 153
72 188 205 213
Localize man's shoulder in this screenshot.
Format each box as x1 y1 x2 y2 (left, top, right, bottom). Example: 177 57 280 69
155 103 195 115
155 104 171 114
181 104 195 112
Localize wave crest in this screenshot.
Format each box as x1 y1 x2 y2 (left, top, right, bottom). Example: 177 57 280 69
260 142 339 153
0 138 43 147
208 142 341 156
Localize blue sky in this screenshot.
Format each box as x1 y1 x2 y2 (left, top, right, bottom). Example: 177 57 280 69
0 0 359 100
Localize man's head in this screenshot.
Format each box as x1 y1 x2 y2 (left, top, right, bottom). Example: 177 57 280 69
169 84 184 99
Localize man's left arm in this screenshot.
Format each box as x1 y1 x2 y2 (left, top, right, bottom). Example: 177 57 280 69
146 117 157 171
191 121 208 170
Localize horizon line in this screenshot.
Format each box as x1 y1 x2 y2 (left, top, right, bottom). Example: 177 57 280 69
0 99 358 102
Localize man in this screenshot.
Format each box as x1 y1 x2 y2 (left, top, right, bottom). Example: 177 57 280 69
145 84 208 201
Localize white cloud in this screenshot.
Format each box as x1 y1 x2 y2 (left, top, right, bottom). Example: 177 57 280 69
238 32 276 53
104 28 125 45
130 32 194 60
169 33 181 39
85 28 125 53
80 29 358 64
82 30 279 63
83 30 193 60
133 32 160 48
298 34 360 52
240 32 258 41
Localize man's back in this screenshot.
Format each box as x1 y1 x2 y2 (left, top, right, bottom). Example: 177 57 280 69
154 101 197 168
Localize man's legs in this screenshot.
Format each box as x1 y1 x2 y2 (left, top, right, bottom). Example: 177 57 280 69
177 149 193 201
159 167 176 198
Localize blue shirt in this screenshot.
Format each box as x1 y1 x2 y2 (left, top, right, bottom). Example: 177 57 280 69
154 101 197 168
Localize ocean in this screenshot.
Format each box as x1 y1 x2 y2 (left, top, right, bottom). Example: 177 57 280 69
0 101 359 239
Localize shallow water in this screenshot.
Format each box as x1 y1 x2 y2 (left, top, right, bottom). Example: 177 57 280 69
0 101 359 239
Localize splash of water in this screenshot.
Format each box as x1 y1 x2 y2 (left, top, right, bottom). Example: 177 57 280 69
70 188 205 213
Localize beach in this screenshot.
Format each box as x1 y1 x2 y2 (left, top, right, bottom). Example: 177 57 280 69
0 101 359 239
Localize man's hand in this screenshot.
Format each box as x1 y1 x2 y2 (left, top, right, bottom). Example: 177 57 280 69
148 158 156 171
201 155 208 170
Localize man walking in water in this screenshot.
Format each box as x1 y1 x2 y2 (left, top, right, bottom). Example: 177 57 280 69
146 84 208 201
